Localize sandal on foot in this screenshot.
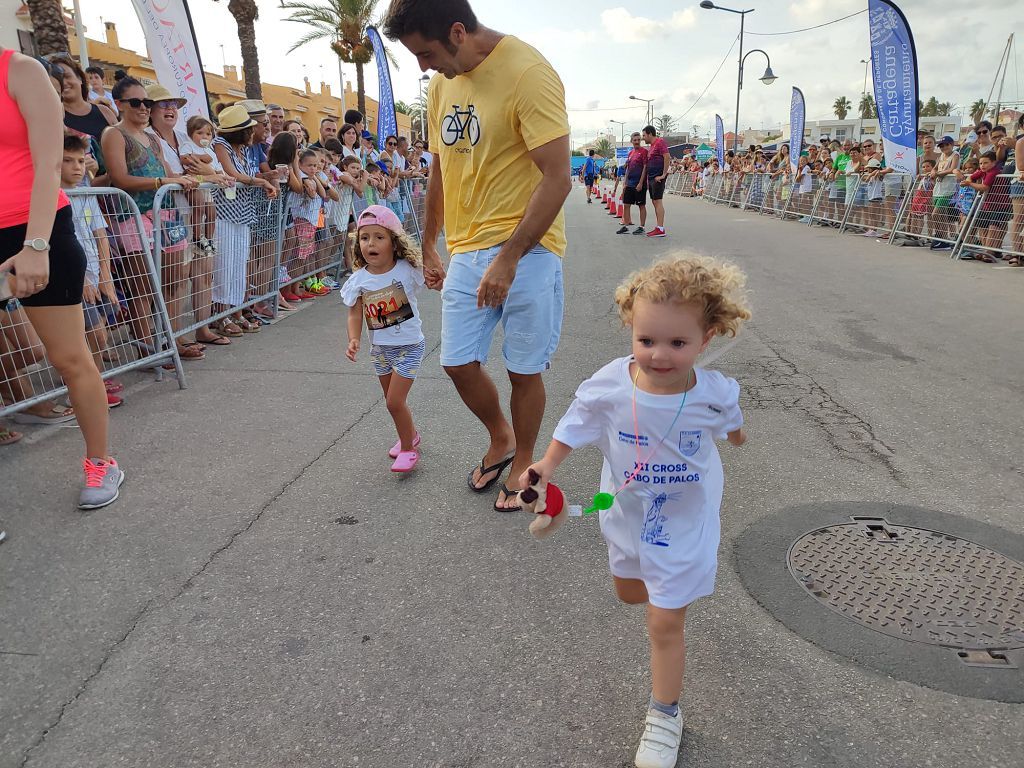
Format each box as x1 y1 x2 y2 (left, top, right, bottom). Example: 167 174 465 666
12 404 76 425
389 433 422 459
391 450 419 473
0 426 23 445
467 452 515 493
176 343 205 360
196 332 231 346
493 484 523 513
215 319 243 337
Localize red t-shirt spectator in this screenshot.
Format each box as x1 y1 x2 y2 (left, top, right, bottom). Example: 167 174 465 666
972 167 1011 211
646 137 669 178
625 146 648 187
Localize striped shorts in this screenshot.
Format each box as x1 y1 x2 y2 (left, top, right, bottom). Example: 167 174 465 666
372 340 426 379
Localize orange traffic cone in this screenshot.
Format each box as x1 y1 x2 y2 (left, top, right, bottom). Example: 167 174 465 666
617 199 624 217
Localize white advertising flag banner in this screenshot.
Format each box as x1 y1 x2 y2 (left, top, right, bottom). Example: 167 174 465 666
130 0 210 120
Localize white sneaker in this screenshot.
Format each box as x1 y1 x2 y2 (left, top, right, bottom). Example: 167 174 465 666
634 708 683 768
861 229 879 237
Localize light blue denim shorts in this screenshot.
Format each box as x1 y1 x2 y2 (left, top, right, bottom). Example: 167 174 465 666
440 244 564 374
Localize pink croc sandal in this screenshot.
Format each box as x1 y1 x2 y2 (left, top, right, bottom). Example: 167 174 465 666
388 433 422 459
391 450 419 473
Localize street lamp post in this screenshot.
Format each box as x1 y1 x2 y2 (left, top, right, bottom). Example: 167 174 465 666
699 2 777 153
859 58 870 141
609 119 626 146
417 73 430 142
630 96 654 126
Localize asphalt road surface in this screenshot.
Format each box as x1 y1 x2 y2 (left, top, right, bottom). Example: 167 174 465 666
2 188 1022 768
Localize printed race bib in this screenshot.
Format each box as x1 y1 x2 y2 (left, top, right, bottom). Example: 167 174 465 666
362 280 413 330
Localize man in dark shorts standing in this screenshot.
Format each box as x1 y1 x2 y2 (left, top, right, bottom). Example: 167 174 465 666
641 125 669 237
583 149 597 203
617 131 648 235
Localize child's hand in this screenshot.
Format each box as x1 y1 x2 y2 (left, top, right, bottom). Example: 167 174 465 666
727 428 747 447
519 461 552 490
346 339 360 362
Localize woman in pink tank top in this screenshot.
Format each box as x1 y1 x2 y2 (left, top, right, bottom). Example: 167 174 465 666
0 48 122 510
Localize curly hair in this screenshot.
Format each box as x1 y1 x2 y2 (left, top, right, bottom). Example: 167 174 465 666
614 255 752 338
353 227 423 270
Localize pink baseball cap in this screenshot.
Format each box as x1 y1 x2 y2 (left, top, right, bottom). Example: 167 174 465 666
357 205 404 236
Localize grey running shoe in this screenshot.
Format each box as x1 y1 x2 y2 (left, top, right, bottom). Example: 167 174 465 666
616 226 629 234
633 226 645 235
78 458 125 510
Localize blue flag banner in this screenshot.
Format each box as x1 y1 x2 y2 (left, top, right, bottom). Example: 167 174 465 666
715 115 725 166
366 26 397 153
868 0 918 176
789 88 805 174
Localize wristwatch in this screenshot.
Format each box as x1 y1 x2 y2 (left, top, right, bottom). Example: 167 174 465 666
24 238 50 252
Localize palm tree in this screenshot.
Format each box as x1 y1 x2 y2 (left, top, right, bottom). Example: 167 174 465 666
25 0 69 57
213 0 263 99
833 97 852 120
593 137 614 158
969 99 987 125
921 96 940 117
282 0 397 118
654 114 677 134
394 100 411 115
936 102 953 116
858 94 876 119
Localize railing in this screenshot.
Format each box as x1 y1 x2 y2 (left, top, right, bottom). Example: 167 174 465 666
2 187 185 420
1 174 434 422
689 168 1024 266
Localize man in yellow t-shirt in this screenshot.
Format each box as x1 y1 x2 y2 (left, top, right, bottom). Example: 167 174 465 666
385 0 571 513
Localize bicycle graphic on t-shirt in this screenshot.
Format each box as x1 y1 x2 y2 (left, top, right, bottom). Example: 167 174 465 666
441 104 481 147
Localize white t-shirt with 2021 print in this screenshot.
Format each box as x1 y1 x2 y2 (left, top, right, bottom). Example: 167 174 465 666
553 357 743 609
340 259 425 347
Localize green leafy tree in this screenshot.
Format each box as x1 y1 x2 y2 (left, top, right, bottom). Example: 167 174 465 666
921 96 941 117
858 94 876 119
593 137 613 157
394 100 411 114
936 102 953 116
833 97 852 120
283 0 398 118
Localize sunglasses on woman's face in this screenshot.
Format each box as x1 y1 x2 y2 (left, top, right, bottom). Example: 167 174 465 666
119 98 155 109
155 100 179 109
977 129 990 135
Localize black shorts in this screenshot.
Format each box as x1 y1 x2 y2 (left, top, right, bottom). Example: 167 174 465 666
584 175 596 187
623 184 647 206
1 205 86 307
647 177 666 201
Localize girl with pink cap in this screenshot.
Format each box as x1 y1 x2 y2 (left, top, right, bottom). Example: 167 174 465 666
341 205 426 472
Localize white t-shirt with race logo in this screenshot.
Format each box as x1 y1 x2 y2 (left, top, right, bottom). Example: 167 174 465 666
340 259 425 347
552 357 742 609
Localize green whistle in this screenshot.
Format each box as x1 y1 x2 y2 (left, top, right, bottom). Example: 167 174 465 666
583 492 615 515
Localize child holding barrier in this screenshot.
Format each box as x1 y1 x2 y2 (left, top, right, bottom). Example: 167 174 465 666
521 255 751 768
342 206 425 473
62 136 124 407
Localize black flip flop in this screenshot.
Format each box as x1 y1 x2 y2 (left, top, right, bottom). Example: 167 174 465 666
493 484 523 513
467 452 515 494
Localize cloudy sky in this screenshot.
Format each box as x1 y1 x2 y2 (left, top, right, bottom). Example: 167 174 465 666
82 0 1021 144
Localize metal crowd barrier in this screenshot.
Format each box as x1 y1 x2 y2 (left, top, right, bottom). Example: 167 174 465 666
952 174 1022 262
675 165 1024 267
2 171 438 424
1 187 185 421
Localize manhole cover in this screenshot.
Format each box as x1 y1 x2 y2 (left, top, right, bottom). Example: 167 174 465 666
788 517 1024 653
734 503 1024 702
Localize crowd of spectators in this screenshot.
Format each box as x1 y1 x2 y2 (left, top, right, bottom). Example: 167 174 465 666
1 56 432 455
671 118 1023 263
